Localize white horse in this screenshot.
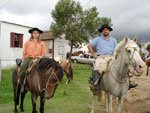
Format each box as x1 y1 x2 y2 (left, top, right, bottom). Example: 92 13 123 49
91 36 146 113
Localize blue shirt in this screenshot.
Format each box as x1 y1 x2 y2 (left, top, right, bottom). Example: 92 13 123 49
89 35 117 55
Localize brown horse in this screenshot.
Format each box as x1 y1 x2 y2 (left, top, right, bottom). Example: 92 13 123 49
146 59 150 76
66 51 84 59
12 58 64 113
59 59 73 84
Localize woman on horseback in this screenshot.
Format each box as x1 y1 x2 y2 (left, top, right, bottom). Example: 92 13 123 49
20 28 46 92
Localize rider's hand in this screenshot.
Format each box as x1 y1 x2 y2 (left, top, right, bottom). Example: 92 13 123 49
38 56 42 58
93 53 98 59
34 56 42 59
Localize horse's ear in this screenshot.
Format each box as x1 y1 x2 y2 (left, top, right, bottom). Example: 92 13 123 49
133 36 138 42
124 36 128 43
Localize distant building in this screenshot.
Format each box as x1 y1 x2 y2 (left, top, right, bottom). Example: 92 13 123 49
0 21 32 69
40 31 70 59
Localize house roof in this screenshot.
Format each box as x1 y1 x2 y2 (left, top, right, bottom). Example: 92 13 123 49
40 31 54 40
0 21 33 28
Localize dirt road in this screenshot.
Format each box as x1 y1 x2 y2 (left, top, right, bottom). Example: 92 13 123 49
122 75 150 113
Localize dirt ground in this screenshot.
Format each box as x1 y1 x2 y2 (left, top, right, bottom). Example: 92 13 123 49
122 74 150 113
98 71 150 113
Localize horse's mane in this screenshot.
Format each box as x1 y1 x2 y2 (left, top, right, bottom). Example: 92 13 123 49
114 39 126 59
37 58 56 72
35 58 63 81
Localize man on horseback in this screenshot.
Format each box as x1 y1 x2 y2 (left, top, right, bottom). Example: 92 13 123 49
20 27 46 92
87 24 137 90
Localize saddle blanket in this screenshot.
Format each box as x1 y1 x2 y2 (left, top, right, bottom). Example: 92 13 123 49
94 55 113 74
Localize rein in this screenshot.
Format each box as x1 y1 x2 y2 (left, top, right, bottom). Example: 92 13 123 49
40 68 60 93
109 47 138 84
110 59 128 84
128 47 138 70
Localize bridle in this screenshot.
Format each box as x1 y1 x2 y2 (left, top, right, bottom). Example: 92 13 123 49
110 59 128 84
126 47 139 70
40 68 60 93
110 46 139 84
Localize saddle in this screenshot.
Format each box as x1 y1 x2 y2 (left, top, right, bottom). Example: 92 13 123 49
15 58 39 85
15 58 39 73
90 56 112 96
98 56 112 75
27 59 39 73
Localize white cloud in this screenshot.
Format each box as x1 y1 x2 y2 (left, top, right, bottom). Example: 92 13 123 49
0 0 150 41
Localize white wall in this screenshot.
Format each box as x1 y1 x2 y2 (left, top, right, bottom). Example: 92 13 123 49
54 37 70 59
0 22 31 69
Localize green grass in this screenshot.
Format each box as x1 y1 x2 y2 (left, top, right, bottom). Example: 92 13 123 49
0 63 103 113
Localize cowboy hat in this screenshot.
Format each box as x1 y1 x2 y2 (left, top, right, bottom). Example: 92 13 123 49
98 24 113 32
28 27 43 34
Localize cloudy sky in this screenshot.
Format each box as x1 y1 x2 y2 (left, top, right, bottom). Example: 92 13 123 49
0 0 150 42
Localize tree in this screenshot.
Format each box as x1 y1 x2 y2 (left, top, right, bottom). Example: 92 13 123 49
147 44 150 51
50 0 112 60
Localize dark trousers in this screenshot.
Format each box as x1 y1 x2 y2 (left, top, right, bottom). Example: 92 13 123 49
20 57 32 85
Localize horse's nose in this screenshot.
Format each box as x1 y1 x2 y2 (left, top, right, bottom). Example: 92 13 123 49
139 65 142 69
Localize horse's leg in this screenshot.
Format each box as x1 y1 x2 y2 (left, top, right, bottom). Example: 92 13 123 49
64 71 70 84
107 94 113 113
20 90 27 112
91 95 95 113
40 96 45 113
31 93 38 113
117 96 125 113
97 88 103 102
66 79 70 84
14 83 21 113
105 93 108 109
14 85 19 113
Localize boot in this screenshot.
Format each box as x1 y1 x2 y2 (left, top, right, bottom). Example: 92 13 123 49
92 70 101 90
129 83 138 90
88 73 93 84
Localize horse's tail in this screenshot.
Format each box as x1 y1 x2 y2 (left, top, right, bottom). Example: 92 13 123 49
12 67 21 105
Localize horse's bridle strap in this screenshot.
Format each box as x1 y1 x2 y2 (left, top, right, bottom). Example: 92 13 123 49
40 69 59 93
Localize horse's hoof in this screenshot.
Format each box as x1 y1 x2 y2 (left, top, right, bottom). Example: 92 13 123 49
20 108 24 113
66 79 70 84
21 110 25 113
91 111 94 113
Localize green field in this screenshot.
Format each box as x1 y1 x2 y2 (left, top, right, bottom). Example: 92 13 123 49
0 63 104 113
